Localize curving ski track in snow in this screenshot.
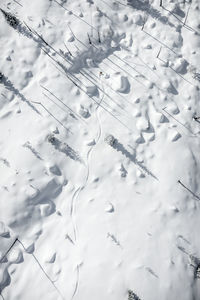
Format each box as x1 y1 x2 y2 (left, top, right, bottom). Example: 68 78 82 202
70 76 104 300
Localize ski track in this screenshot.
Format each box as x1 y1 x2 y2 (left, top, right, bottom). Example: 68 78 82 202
70 77 104 299
1 1 200 299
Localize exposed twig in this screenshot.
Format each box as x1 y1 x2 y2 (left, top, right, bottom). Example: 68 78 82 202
156 46 162 58
0 238 18 264
178 180 200 201
193 116 200 124
87 33 92 44
98 31 101 43
183 2 191 26
63 42 73 56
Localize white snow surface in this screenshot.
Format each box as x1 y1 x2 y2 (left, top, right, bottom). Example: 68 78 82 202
0 0 200 299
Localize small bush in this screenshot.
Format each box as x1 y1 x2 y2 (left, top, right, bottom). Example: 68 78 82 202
0 9 20 28
128 290 141 300
104 134 116 146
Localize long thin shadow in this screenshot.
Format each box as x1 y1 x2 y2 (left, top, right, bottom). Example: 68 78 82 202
112 139 159 181
178 180 200 201
0 238 18 264
157 56 193 86
127 0 175 28
99 0 114 10
177 245 200 279
142 29 178 55
80 68 132 113
1 7 75 69
14 0 23 7
56 58 126 113
53 0 97 33
17 239 65 300
0 9 32 38
43 92 83 124
63 35 137 108
162 107 195 135
168 65 194 86
67 22 145 89
50 57 133 132
177 244 189 255
41 85 85 123
107 48 149 81
92 44 146 87
32 101 72 134
0 73 40 115
1 9 71 70
23 141 43 160
137 55 160 78
162 6 194 32
46 45 133 117
1 9 71 69
83 68 135 108
194 117 200 124
146 267 159 278
48 136 84 164
67 28 146 91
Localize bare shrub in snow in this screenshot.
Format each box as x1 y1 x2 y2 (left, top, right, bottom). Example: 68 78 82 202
128 290 141 300
193 73 200 82
0 9 20 29
104 134 117 147
196 265 200 279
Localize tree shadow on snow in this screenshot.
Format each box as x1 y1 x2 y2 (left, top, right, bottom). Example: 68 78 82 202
0 73 40 114
112 139 158 181
48 135 84 164
127 0 175 28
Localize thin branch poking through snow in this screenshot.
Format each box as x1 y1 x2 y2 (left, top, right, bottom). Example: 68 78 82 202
178 180 200 201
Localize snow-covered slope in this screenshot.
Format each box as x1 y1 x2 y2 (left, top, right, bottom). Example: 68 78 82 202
0 0 200 299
